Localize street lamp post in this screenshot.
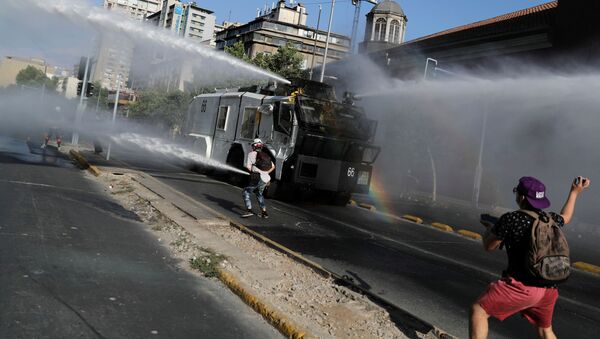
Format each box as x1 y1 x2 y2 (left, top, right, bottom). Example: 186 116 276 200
106 74 122 161
72 56 91 145
319 0 336 83
473 103 488 207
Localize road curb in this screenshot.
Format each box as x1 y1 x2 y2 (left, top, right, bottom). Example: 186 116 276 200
431 222 454 232
457 229 482 240
573 261 600 275
402 214 424 224
68 150 101 176
217 270 309 339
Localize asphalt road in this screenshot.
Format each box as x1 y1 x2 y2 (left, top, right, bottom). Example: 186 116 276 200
0 137 281 339
95 145 600 339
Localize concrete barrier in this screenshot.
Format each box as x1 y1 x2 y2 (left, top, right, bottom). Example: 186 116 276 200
573 261 600 275
457 230 482 240
402 215 424 224
357 202 376 211
68 150 101 176
431 222 454 232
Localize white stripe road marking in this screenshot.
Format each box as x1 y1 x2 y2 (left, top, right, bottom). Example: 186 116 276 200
271 202 600 316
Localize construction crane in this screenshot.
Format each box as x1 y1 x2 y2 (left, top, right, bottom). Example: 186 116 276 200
351 0 378 53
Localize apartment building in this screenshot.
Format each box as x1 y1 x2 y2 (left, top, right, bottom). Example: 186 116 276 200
147 1 216 43
93 0 162 90
216 0 350 70
0 56 48 88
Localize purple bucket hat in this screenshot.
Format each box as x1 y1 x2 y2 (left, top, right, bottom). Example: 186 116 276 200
516 176 551 209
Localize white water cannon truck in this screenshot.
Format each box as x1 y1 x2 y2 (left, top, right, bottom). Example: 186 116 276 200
183 78 380 205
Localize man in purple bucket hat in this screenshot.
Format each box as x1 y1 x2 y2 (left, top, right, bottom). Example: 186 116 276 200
470 176 591 339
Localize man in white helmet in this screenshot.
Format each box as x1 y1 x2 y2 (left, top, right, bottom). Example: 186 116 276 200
241 138 275 218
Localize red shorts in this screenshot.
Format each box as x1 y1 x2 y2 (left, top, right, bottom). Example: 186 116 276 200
477 277 558 328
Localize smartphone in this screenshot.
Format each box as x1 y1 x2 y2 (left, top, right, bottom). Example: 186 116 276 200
480 213 499 225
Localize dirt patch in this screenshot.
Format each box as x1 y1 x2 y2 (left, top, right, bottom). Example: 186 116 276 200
92 170 430 339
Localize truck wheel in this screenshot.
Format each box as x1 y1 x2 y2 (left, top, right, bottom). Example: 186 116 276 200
264 180 280 199
331 192 351 206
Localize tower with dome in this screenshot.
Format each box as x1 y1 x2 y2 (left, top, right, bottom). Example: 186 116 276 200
360 0 407 53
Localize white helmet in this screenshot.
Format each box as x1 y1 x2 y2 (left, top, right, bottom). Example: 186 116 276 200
251 138 263 148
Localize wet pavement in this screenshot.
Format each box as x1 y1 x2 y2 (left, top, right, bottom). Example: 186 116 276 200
0 136 281 339
80 145 600 339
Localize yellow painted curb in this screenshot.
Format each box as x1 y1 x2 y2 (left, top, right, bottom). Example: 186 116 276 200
217 270 310 339
402 215 423 224
457 230 482 240
573 261 600 275
358 202 376 211
88 165 101 177
69 150 101 176
431 222 454 232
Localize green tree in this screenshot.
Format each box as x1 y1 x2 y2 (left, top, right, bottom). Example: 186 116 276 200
252 52 271 70
225 41 308 80
129 90 191 137
224 41 249 61
15 65 57 90
267 43 308 79
90 81 110 110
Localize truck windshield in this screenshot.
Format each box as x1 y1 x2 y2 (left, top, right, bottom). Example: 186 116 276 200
296 96 374 140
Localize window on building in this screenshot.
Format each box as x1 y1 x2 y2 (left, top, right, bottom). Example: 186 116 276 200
240 107 257 139
216 106 229 130
374 18 386 41
389 20 401 43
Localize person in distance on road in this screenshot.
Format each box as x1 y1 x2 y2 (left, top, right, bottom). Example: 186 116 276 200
42 127 62 149
241 138 275 219
470 176 590 339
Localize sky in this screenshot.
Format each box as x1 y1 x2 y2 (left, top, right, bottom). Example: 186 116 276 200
3 0 552 67
145 0 551 41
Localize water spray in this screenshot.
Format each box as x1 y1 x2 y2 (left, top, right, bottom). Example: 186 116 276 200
110 133 249 176
16 0 290 85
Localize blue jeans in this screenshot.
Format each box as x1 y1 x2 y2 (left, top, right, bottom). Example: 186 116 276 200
243 180 268 210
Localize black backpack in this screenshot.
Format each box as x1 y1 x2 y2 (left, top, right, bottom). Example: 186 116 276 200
254 150 272 171
519 210 571 283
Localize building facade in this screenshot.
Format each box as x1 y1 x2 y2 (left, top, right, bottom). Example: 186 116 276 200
360 0 407 53
57 76 79 99
94 0 162 90
329 0 600 83
103 0 161 20
212 21 241 47
92 34 134 91
0 56 48 88
148 1 216 43
216 0 350 72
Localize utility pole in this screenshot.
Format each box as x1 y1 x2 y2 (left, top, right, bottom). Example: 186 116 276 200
72 56 91 146
319 0 335 83
473 103 488 207
350 1 377 54
95 89 101 112
309 5 322 80
106 75 122 161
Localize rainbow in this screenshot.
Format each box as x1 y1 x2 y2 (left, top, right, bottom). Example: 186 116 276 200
367 172 397 222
